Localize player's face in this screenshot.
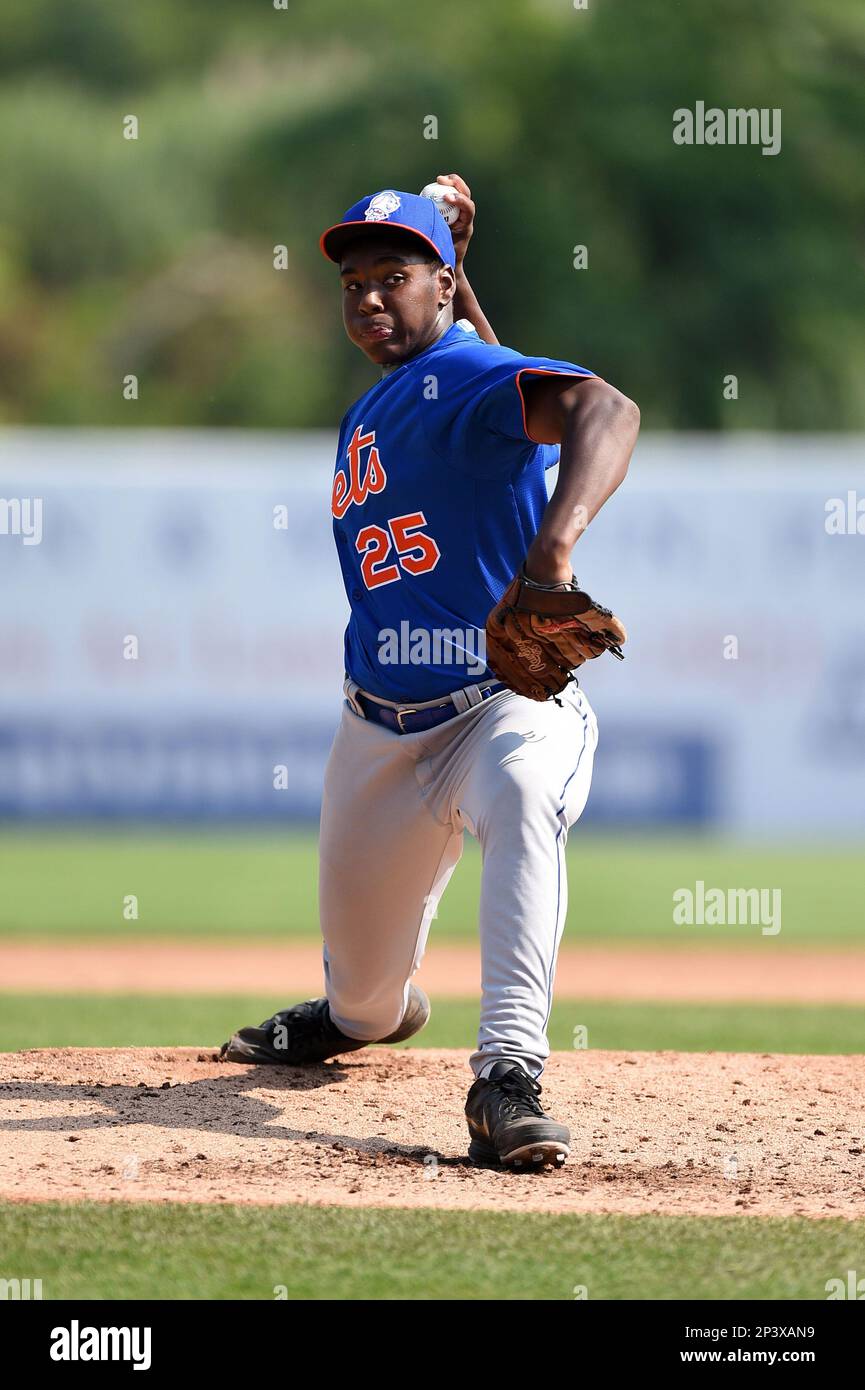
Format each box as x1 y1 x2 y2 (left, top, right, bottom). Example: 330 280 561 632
339 238 454 366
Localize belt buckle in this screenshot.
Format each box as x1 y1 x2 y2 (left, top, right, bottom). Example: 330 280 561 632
395 706 417 734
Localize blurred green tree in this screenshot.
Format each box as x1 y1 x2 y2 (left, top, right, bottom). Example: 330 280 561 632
0 0 861 430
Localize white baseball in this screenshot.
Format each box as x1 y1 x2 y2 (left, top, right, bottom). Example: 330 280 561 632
419 182 459 225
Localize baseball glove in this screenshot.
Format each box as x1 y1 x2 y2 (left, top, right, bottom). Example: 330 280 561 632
485 568 627 702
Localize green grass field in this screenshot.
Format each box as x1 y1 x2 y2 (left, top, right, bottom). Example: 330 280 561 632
3 1201 863 1300
1 829 862 943
2 993 863 1054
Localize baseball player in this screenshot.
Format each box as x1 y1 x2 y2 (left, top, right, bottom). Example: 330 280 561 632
222 175 639 1170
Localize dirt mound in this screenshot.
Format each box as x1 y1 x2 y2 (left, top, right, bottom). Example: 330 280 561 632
1 1048 862 1218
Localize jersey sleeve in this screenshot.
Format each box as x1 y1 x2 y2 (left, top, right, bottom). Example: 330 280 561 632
419 332 596 481
472 353 595 445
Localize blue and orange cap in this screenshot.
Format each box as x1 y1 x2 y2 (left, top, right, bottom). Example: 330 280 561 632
319 189 456 269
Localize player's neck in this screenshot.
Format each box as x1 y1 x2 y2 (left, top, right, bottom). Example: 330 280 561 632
380 321 452 377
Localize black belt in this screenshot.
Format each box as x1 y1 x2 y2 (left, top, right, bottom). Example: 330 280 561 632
355 682 506 735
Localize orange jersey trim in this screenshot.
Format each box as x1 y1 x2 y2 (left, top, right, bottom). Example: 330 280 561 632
514 367 600 444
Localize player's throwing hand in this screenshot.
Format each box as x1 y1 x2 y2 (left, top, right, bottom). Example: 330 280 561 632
433 173 475 267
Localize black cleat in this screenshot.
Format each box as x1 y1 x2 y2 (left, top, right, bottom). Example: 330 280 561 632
465 1061 570 1170
219 983 430 1066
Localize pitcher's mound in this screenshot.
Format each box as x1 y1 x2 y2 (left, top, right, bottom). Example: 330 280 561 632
1 1047 862 1218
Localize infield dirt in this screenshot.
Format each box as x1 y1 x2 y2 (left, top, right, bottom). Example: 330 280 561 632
1 1047 863 1218
3 942 865 1002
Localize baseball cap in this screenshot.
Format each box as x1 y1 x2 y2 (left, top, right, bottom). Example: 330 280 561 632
319 189 456 269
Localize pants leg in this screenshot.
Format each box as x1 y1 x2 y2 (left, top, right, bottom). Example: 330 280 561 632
318 701 463 1041
453 684 599 1079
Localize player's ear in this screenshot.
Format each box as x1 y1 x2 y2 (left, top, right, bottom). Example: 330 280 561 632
436 263 456 309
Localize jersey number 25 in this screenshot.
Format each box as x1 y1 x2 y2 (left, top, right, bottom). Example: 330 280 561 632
356 511 441 590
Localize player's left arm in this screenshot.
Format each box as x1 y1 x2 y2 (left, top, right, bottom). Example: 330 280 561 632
521 375 640 585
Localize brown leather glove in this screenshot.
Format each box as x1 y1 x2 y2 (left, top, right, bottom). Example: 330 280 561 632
485 568 627 702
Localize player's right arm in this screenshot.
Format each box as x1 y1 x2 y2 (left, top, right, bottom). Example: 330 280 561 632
435 173 499 346
522 375 640 585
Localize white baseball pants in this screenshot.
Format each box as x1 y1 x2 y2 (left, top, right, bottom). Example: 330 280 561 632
317 679 598 1078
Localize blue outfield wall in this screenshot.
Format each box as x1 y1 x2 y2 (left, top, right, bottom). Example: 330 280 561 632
0 720 716 826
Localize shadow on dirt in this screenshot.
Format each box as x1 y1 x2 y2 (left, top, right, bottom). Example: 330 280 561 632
0 1057 471 1168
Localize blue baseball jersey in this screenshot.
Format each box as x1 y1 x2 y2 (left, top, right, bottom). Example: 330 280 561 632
331 319 594 702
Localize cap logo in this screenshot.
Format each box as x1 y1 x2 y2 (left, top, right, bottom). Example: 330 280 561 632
364 190 401 222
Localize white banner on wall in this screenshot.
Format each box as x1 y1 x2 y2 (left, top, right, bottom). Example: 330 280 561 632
1 429 863 835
